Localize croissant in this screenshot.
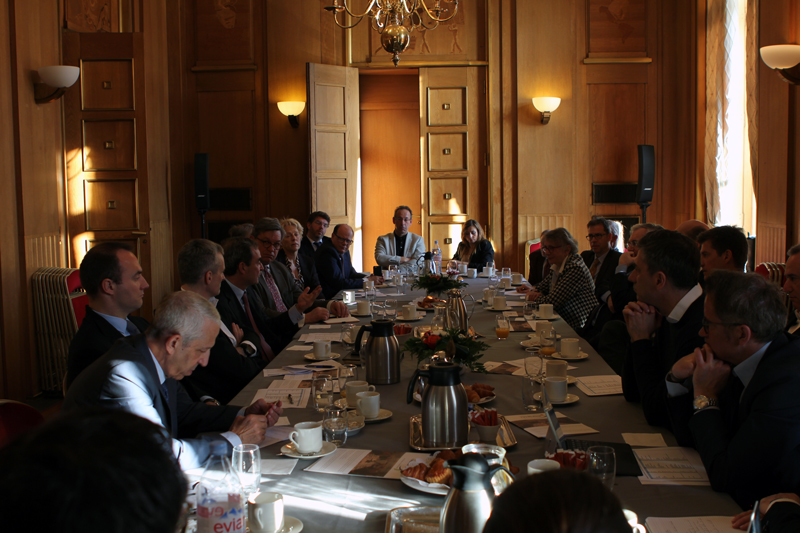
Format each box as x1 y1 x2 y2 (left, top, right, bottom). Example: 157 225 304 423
425 458 453 485
402 463 429 481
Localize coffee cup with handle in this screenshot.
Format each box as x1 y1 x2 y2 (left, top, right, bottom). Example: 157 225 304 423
402 304 416 320
313 340 332 360
539 303 554 319
493 295 507 310
248 492 284 533
560 338 580 357
289 421 322 454
356 391 380 419
544 377 567 402
356 300 371 315
345 380 375 409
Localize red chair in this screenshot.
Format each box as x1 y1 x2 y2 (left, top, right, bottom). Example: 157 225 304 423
66 270 87 328
0 400 44 448
524 239 542 281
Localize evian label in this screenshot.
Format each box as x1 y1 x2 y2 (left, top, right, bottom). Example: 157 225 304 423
197 493 245 533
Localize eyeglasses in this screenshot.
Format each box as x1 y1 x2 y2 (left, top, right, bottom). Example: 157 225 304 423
334 233 353 245
628 239 640 248
254 236 282 250
701 317 743 333
541 245 563 253
586 233 609 241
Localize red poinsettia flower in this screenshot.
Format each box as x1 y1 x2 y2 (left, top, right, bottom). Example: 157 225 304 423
423 334 441 349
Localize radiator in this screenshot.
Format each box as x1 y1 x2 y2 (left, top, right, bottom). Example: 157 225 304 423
31 267 84 393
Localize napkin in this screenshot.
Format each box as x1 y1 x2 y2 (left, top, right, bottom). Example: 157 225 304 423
261 458 298 476
324 316 360 324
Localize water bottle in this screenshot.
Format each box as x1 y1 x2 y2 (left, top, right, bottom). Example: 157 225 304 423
197 444 246 533
432 241 442 274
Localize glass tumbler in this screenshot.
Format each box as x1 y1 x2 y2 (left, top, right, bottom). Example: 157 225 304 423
587 446 616 491
231 443 261 498
323 404 348 447
311 372 334 412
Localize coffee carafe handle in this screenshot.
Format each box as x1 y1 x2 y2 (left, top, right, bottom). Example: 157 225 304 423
406 368 426 404
464 293 476 320
352 324 372 357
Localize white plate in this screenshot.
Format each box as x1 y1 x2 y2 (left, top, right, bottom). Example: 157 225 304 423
551 350 589 361
533 392 580 405
485 306 512 312
347 417 366 435
400 475 449 496
397 314 425 322
535 313 561 320
364 409 393 422
472 393 496 405
303 352 342 361
526 333 562 340
278 516 304 533
280 441 338 459
534 375 578 385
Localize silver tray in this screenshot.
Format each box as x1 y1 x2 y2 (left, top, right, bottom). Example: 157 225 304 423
385 506 439 533
408 414 518 451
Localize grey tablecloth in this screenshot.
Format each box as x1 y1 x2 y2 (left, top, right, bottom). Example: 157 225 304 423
229 278 741 531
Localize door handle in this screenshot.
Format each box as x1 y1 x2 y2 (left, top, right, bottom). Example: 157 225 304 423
131 231 147 235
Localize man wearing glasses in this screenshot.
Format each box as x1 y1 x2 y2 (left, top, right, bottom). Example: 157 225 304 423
622 230 705 429
665 271 800 508
580 217 622 304
374 205 425 274
316 224 383 300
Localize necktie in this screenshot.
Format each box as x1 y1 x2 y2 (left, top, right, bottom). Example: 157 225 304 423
241 292 275 360
262 269 287 313
125 319 140 336
590 258 600 280
160 382 170 404
314 241 322 250
550 265 559 292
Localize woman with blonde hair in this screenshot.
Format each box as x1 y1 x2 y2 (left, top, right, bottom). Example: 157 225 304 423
276 218 320 291
452 219 494 270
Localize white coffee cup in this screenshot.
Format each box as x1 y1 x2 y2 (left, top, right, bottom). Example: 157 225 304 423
357 300 371 315
248 492 284 533
289 421 322 454
313 340 332 360
544 377 568 402
493 295 506 309
502 278 512 289
511 273 523 285
467 268 477 278
484 266 494 277
536 320 553 335
623 510 647 533
402 304 416 320
527 458 561 475
539 303 554 319
483 288 495 306
546 359 568 379
458 263 468 274
343 290 356 304
345 381 375 408
356 390 380 419
561 338 580 357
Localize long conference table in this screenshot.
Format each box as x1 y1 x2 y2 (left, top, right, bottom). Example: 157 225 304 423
229 277 742 532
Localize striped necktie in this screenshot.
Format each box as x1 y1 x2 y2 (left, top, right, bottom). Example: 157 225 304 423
262 269 287 313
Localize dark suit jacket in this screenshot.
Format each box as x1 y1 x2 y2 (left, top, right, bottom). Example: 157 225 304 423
622 293 705 429
609 264 637 319
763 502 800 532
666 333 800 507
581 249 622 301
452 239 495 271
63 335 240 469
66 306 150 389
252 261 326 318
299 235 332 261
315 241 366 299
528 250 548 286
276 250 322 291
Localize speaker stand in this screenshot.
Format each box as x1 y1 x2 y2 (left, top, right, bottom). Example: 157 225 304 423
638 202 651 223
198 209 207 239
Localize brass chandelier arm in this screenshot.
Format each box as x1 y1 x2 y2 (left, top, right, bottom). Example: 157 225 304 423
416 0 460 24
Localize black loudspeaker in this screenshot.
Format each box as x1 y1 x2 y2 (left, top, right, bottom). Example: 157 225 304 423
194 153 210 211
636 144 655 203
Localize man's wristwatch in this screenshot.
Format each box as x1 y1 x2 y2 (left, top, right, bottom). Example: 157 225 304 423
240 343 256 357
693 395 718 411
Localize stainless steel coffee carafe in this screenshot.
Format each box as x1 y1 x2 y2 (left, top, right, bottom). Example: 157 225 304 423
440 453 513 533
406 362 468 448
443 288 474 332
352 319 400 385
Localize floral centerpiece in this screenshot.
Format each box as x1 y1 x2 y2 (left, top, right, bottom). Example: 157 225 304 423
410 274 467 296
403 328 489 373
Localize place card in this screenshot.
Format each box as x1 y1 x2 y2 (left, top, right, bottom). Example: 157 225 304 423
622 433 667 448
634 447 710 486
506 412 598 439
304 449 429 479
575 375 623 396
261 458 298 476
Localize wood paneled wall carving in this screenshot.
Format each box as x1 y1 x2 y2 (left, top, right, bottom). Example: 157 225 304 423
194 0 254 66
65 0 119 33
587 0 647 57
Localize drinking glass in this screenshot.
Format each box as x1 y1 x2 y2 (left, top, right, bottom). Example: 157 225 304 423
524 347 542 379
587 446 616 491
488 274 500 291
338 364 356 397
388 265 398 282
486 261 496 275
495 316 510 340
365 288 376 310
341 324 356 352
501 267 511 279
231 444 261 498
520 376 542 412
523 302 536 322
431 306 446 334
540 329 557 357
312 372 334 412
395 274 406 295
446 260 459 275
323 404 348 447
384 299 398 319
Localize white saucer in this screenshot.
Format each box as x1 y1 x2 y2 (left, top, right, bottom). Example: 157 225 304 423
351 312 373 318
534 392 580 405
347 416 366 435
527 333 562 340
304 352 342 361
334 398 355 410
280 441 338 459
551 351 589 361
535 313 561 320
535 375 577 385
364 409 393 422
486 306 512 312
279 516 304 532
397 314 425 322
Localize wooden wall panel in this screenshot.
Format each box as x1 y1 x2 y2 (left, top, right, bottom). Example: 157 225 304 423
589 83 646 183
587 0 647 57
65 0 119 33
197 90 256 188
194 0 254 64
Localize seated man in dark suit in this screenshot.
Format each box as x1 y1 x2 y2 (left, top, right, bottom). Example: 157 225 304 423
622 230 705 428
315 223 382 300
580 217 622 304
299 211 332 260
178 239 267 404
63 291 282 470
733 493 800 531
251 217 348 323
697 225 748 279
217 237 299 359
66 242 150 390
666 271 800 507
784 244 800 336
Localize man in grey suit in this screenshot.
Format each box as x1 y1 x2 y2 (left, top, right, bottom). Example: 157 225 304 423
374 205 426 273
250 217 349 324
64 291 283 470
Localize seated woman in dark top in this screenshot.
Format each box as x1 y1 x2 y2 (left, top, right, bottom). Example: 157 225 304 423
276 218 321 291
452 219 494 271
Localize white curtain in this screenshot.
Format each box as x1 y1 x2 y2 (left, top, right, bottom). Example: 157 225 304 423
704 0 758 232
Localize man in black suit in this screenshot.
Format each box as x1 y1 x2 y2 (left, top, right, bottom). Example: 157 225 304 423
66 242 150 390
178 239 267 404
580 217 622 305
697 225 748 277
64 291 282 470
217 237 299 359
251 217 348 323
299 211 332 259
666 271 800 508
622 230 705 428
315 224 383 300
784 244 800 336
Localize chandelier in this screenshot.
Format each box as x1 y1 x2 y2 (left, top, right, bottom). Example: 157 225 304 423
324 0 459 66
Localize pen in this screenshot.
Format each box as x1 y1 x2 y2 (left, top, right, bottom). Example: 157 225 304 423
288 394 294 405
307 364 335 369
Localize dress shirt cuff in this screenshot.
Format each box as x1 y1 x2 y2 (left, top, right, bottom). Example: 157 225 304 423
665 379 689 398
600 290 610 303
766 498 800 514
288 305 304 324
241 340 259 357
221 431 242 448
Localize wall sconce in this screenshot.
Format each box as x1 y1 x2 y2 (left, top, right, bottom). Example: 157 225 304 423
277 101 306 128
34 66 80 104
532 97 561 125
760 44 800 84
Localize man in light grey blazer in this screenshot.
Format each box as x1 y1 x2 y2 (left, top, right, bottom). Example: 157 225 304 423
374 205 426 273
63 291 283 470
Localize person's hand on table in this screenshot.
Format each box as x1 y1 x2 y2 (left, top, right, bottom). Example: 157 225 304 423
516 283 532 293
692 345 730 399
305 307 330 324
330 301 349 317
622 301 661 342
230 414 268 444
368 275 384 284
296 286 323 312
526 291 542 301
244 399 283 426
732 493 800 530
